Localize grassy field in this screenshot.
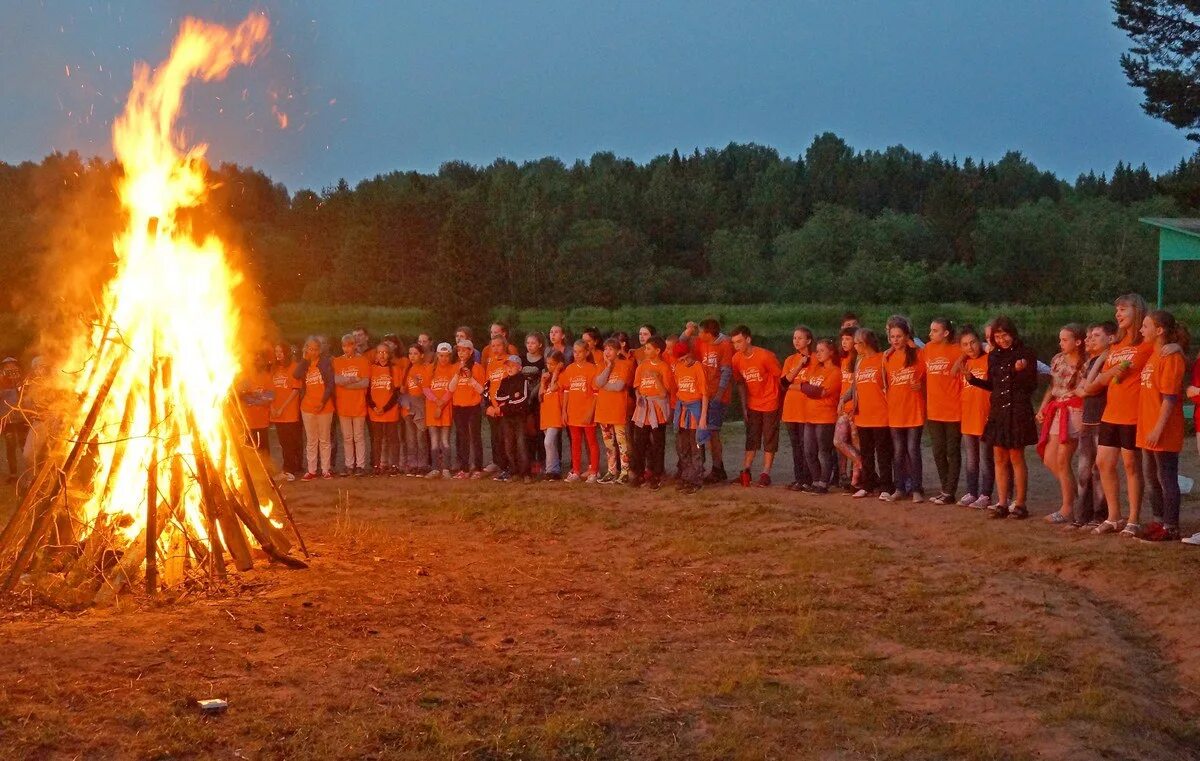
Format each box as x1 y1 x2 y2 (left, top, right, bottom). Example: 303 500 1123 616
2 431 1200 759
269 301 1200 346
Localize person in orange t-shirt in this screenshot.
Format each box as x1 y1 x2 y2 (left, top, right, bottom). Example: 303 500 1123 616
448 340 487 477
685 319 734 483
671 340 709 492
402 344 430 475
269 342 304 480
1136 310 1188 540
539 350 568 479
780 326 814 490
422 343 457 477
366 343 403 476
851 329 894 497
884 316 927 502
730 326 782 487
296 336 335 480
628 336 674 488
593 338 635 483
923 318 964 504
1088 294 1168 535
333 334 372 476
796 338 843 493
957 326 993 508
561 340 600 481
238 349 275 453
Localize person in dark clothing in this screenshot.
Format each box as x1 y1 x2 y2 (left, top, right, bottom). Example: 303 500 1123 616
490 355 533 482
966 316 1039 519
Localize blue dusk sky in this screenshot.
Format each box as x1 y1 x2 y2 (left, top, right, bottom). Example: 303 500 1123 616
0 0 1191 193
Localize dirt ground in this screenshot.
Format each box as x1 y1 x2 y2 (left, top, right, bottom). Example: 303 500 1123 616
2 428 1200 760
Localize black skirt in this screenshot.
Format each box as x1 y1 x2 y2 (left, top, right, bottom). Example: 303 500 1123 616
983 403 1038 449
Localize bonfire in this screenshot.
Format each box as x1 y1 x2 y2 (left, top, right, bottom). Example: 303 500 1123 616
0 13 307 607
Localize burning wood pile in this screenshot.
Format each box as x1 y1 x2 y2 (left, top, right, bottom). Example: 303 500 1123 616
0 14 307 608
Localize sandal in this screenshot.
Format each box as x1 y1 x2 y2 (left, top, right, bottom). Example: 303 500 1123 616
1007 505 1030 520
1119 523 1143 539
1092 520 1125 535
1043 511 1071 525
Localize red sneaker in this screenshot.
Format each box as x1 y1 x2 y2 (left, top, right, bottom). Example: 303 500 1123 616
757 473 771 488
739 469 752 487
300 472 317 482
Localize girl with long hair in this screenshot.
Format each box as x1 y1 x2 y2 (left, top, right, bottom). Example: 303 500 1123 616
1136 310 1189 542
849 328 893 499
967 316 1039 519
924 317 962 504
781 326 814 491
884 316 926 503
1036 324 1086 524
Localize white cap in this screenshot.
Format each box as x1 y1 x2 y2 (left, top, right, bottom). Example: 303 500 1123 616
436 342 453 353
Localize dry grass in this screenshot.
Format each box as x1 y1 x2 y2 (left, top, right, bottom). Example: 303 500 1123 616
2 441 1200 759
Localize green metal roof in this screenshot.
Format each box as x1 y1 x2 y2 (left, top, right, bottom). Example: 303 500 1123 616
1139 217 1200 239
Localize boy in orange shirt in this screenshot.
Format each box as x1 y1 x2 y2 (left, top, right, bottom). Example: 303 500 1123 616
333 334 372 477
629 336 674 489
730 325 782 487
672 340 709 493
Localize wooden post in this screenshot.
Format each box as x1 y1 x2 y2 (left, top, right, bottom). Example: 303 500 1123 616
145 359 159 595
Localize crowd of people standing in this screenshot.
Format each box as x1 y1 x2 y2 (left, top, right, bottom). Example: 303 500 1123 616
237 293 1200 544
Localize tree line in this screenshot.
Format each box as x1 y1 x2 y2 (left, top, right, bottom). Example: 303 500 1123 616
3 132 1199 335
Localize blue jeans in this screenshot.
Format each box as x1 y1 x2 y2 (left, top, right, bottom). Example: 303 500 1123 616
890 425 924 495
1145 450 1181 528
803 423 836 486
543 428 562 475
963 433 994 499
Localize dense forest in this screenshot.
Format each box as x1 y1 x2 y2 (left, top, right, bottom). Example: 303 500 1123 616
2 132 1199 330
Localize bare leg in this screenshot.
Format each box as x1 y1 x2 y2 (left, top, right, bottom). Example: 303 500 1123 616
1011 447 1029 505
1123 448 1144 525
1097 445 1123 522
994 447 1011 506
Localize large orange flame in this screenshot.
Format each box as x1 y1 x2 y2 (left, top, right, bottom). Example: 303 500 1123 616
60 14 275 563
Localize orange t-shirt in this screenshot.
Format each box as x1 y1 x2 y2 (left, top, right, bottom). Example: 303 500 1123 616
367 363 402 423
540 372 564 430
481 343 519 368
924 342 963 423
561 361 599 427
781 353 811 424
424 362 456 426
301 361 334 415
673 360 707 404
392 357 412 417
805 363 842 425
634 359 674 398
270 363 302 424
853 353 888 428
960 354 991 437
732 348 782 413
595 358 634 425
885 348 927 428
1137 352 1186 452
1101 335 1155 426
451 362 487 407
693 337 734 404
241 369 273 430
332 354 371 418
485 358 507 401
405 362 428 402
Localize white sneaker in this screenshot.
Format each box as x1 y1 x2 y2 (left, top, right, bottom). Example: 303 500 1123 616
852 489 869 498
879 491 897 502
958 493 976 506
1182 532 1200 546
484 463 500 474
425 469 442 479
912 491 925 504
281 472 296 482
565 472 581 483
970 495 991 509
585 473 599 484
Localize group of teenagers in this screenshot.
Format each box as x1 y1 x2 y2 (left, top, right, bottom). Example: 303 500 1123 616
239 293 1200 543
